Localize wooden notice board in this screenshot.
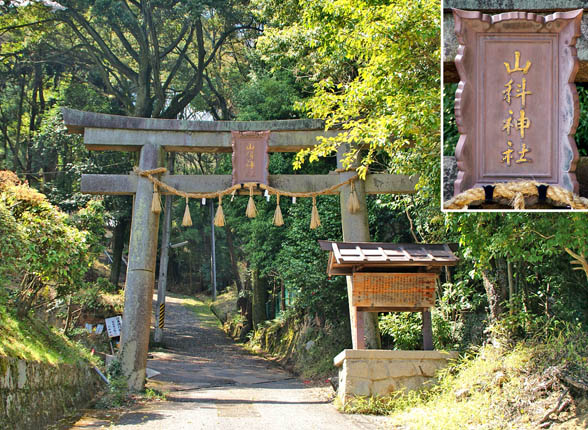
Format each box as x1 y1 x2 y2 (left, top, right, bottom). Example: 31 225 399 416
351 272 437 310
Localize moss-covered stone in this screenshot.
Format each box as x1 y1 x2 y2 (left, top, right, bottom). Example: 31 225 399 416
0 356 102 430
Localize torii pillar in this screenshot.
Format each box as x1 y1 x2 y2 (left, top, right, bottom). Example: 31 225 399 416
337 145 379 350
121 143 160 389
62 108 418 390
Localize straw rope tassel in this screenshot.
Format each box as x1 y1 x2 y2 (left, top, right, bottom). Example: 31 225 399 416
513 192 525 210
273 194 284 227
310 196 321 229
347 181 360 213
246 185 257 218
151 185 162 214
182 197 193 227
214 195 225 227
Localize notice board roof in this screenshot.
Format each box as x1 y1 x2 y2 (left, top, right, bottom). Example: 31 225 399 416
318 240 459 276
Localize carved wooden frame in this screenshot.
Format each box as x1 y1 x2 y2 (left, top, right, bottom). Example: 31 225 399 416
452 9 582 196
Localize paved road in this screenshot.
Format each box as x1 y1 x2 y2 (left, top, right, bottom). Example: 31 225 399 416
68 294 389 430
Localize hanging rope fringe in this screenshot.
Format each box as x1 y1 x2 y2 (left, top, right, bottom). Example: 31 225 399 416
444 180 588 210
513 192 525 210
151 185 162 214
310 196 321 229
134 167 358 201
214 195 225 227
182 197 192 227
246 185 257 218
347 181 360 213
133 167 364 229
273 194 284 226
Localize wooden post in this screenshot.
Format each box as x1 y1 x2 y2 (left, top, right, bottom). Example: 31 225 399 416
119 143 161 391
422 309 433 351
337 145 381 350
210 199 217 301
154 154 174 344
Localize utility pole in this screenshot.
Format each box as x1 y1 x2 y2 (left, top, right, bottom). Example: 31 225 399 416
210 199 217 301
154 154 174 344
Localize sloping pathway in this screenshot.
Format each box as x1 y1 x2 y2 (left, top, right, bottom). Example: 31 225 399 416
68 294 389 430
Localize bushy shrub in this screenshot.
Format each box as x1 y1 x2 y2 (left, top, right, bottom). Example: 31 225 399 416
0 173 105 315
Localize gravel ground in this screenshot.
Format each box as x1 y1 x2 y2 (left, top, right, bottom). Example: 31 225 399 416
67 294 390 430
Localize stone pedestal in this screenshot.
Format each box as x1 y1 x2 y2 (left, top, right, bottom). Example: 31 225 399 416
334 349 458 403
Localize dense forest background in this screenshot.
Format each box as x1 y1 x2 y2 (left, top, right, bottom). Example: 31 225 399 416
0 0 587 355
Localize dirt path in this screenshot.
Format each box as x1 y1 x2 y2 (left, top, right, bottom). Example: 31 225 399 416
68 294 389 430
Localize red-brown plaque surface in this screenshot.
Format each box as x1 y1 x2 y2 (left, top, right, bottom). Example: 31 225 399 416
231 131 270 185
452 9 582 196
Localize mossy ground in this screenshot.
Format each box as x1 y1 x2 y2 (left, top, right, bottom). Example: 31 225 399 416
0 298 98 365
179 293 222 329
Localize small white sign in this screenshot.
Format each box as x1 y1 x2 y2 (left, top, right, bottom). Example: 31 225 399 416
85 323 93 333
146 368 161 379
95 324 104 335
105 316 123 338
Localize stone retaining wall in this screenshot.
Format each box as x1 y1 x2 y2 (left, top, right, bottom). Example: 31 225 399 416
334 349 458 402
0 356 103 429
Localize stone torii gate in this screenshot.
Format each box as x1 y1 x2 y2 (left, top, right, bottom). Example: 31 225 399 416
62 108 418 390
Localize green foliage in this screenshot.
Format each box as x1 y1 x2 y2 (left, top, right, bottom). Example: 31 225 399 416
380 313 423 350
443 83 459 156
95 358 129 408
444 212 588 338
379 309 462 351
576 85 588 156
274 195 348 320
235 71 302 120
343 326 588 428
447 213 588 272
257 0 440 189
0 177 106 314
340 390 427 416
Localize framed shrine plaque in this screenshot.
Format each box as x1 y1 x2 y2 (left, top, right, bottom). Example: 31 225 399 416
452 9 582 196
231 131 270 186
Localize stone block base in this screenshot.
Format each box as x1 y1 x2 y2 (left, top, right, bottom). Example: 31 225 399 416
333 349 458 403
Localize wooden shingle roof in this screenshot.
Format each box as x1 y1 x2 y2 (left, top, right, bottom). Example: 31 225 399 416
318 240 459 276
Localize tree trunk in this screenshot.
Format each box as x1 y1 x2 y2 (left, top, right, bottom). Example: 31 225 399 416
251 269 267 329
226 224 248 316
110 218 129 287
280 279 286 312
481 257 509 322
243 262 253 328
225 225 243 293
64 296 73 335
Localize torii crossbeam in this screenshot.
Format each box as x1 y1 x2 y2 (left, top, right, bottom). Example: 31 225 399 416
62 108 418 390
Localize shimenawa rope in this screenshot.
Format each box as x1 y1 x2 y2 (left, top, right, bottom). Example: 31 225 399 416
444 180 588 210
134 167 360 228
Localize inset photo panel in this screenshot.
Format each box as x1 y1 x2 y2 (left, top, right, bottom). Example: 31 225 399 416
442 1 588 211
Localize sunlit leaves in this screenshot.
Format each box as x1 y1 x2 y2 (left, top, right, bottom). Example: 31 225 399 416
262 2 438 167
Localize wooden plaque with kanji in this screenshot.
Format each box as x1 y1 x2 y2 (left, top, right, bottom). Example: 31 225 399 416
231 131 270 186
452 9 582 196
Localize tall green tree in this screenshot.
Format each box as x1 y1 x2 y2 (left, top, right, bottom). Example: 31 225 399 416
49 0 261 118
